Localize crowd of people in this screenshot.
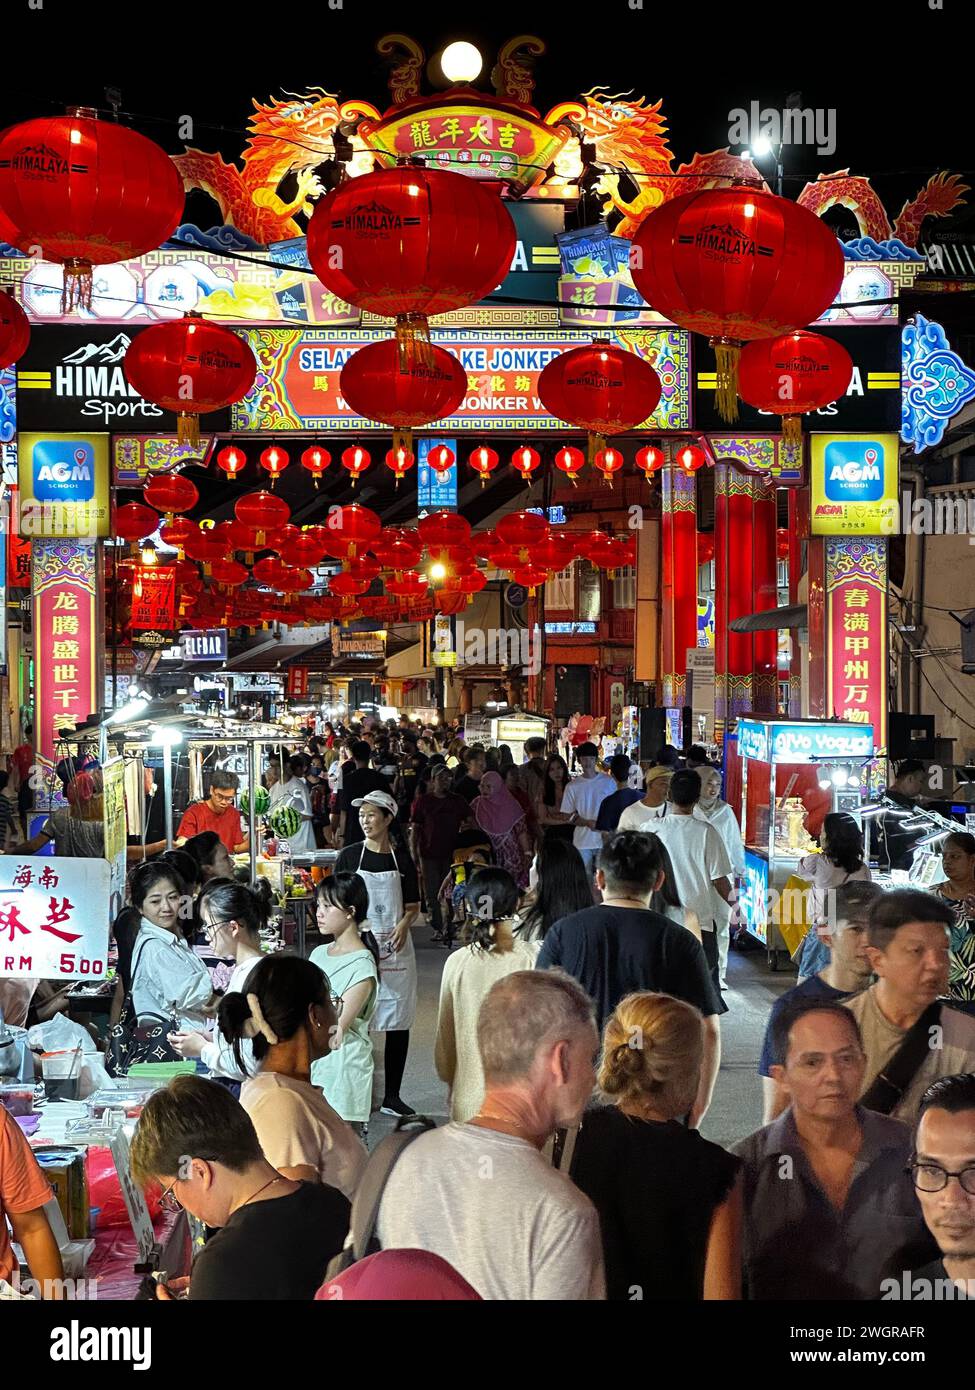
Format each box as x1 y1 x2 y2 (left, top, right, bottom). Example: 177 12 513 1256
3 719 975 1303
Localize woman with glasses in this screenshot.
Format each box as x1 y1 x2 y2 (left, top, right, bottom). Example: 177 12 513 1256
219 954 367 1199
309 873 379 1140
168 881 266 1091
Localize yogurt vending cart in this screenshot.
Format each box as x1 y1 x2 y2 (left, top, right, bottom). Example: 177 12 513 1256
736 717 874 970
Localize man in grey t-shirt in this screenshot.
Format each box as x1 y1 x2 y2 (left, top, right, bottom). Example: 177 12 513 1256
376 971 605 1300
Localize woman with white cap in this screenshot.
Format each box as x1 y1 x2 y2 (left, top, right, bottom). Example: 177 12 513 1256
334 788 420 1118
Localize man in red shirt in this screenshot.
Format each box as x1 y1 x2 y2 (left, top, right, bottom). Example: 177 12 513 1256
1 1106 63 1297
11 723 33 840
175 770 248 856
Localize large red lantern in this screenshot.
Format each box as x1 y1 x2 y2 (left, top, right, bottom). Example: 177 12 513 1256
307 167 515 364
323 504 381 559
123 314 257 445
234 491 290 546
469 446 499 489
630 187 845 421
0 289 30 367
418 511 471 551
738 330 854 442
301 445 331 489
0 109 184 311
340 340 467 453
143 472 199 520
496 510 549 555
538 339 662 456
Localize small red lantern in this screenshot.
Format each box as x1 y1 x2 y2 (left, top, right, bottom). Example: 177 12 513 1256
160 517 195 553
267 524 301 556
538 338 662 457
776 530 791 561
143 472 199 520
348 555 381 584
496 510 549 556
418 511 472 551
511 565 550 597
588 535 630 576
592 445 625 488
373 534 423 573
307 166 515 366
260 444 290 487
184 526 228 576
123 313 257 446
234 491 290 546
698 534 716 565
469 446 500 489
0 289 30 368
738 330 854 443
385 445 416 487
554 445 585 487
630 187 845 422
301 445 331 489
210 558 248 588
291 528 328 569
113 502 159 549
340 340 467 455
636 444 666 480
341 444 372 489
676 444 708 474
511 445 542 485
0 109 185 311
253 556 289 588
329 571 369 598
427 444 455 479
216 444 246 479
387 572 429 601
535 536 575 572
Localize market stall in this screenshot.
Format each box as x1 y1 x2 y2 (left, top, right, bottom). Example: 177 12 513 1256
735 716 875 969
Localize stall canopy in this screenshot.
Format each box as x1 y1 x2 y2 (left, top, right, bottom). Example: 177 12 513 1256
729 604 807 634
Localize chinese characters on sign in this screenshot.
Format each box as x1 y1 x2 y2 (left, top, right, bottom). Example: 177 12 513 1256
129 566 175 632
0 856 111 980
286 666 309 699
33 539 99 774
826 537 888 753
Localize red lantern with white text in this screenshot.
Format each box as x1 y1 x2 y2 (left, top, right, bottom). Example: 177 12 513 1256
123 313 257 446
339 339 467 454
630 187 845 421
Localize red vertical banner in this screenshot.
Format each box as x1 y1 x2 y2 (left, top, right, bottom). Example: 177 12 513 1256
751 476 777 713
129 566 175 632
826 537 887 752
660 462 697 708
713 464 729 738
6 488 31 587
806 534 827 718
32 540 101 781
787 487 806 716
287 666 309 699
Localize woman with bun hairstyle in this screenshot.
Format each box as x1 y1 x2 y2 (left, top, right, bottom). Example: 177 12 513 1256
219 954 366 1199
310 873 380 1137
168 880 267 1088
568 992 743 1301
433 866 541 1122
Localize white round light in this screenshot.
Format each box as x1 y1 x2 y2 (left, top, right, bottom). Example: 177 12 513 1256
751 134 773 158
441 41 482 83
831 766 849 788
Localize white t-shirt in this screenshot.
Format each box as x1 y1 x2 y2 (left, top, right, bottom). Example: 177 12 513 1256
645 814 733 933
561 774 616 852
617 800 666 831
130 921 212 1030
327 760 344 796
276 776 316 853
240 1070 367 1199
376 1122 605 1300
199 954 261 1080
695 800 745 876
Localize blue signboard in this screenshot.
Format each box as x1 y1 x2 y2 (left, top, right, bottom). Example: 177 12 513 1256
417 437 457 511
741 849 770 945
738 719 874 765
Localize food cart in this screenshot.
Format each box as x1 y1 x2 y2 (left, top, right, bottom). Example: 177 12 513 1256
736 716 875 970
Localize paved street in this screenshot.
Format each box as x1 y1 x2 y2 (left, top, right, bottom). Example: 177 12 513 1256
369 928 797 1151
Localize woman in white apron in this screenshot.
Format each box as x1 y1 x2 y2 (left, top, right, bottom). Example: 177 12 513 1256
334 789 420 1118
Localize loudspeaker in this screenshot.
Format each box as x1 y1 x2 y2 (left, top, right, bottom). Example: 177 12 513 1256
888 713 936 761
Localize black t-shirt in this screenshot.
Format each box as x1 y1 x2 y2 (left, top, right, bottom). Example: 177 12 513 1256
453 774 482 804
536 905 721 1029
188 1181 350 1300
571 1106 741 1301
335 840 420 906
912 1258 971 1298
340 767 392 845
878 790 924 870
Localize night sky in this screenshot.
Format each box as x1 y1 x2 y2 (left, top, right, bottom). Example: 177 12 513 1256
4 0 973 241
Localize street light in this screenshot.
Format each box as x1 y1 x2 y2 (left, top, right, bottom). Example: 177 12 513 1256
440 41 482 83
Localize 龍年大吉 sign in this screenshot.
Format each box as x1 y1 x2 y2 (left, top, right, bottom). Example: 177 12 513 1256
0 856 111 980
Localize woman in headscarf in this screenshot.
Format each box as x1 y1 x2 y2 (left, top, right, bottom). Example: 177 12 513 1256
470 771 533 889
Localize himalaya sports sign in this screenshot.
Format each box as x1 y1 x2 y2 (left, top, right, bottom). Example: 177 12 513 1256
15 327 230 432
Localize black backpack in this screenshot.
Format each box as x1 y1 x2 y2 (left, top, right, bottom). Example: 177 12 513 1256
324 1115 436 1279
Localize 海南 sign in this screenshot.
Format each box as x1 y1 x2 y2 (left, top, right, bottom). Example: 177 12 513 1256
810 433 900 535
694 328 901 434
181 628 228 663
0 855 111 980
17 433 110 539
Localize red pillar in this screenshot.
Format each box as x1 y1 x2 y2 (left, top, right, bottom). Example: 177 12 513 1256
660 461 698 709
714 463 756 727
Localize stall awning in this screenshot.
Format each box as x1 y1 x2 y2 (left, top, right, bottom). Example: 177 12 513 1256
730 604 807 634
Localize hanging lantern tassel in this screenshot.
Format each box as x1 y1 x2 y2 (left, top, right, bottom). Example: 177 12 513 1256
712 339 742 424
62 258 93 314
392 429 413 457
395 312 434 370
587 432 606 466
177 411 201 447
781 414 802 445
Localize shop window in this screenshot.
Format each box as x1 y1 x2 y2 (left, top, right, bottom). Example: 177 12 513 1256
578 560 601 622
545 563 575 612
612 565 636 609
